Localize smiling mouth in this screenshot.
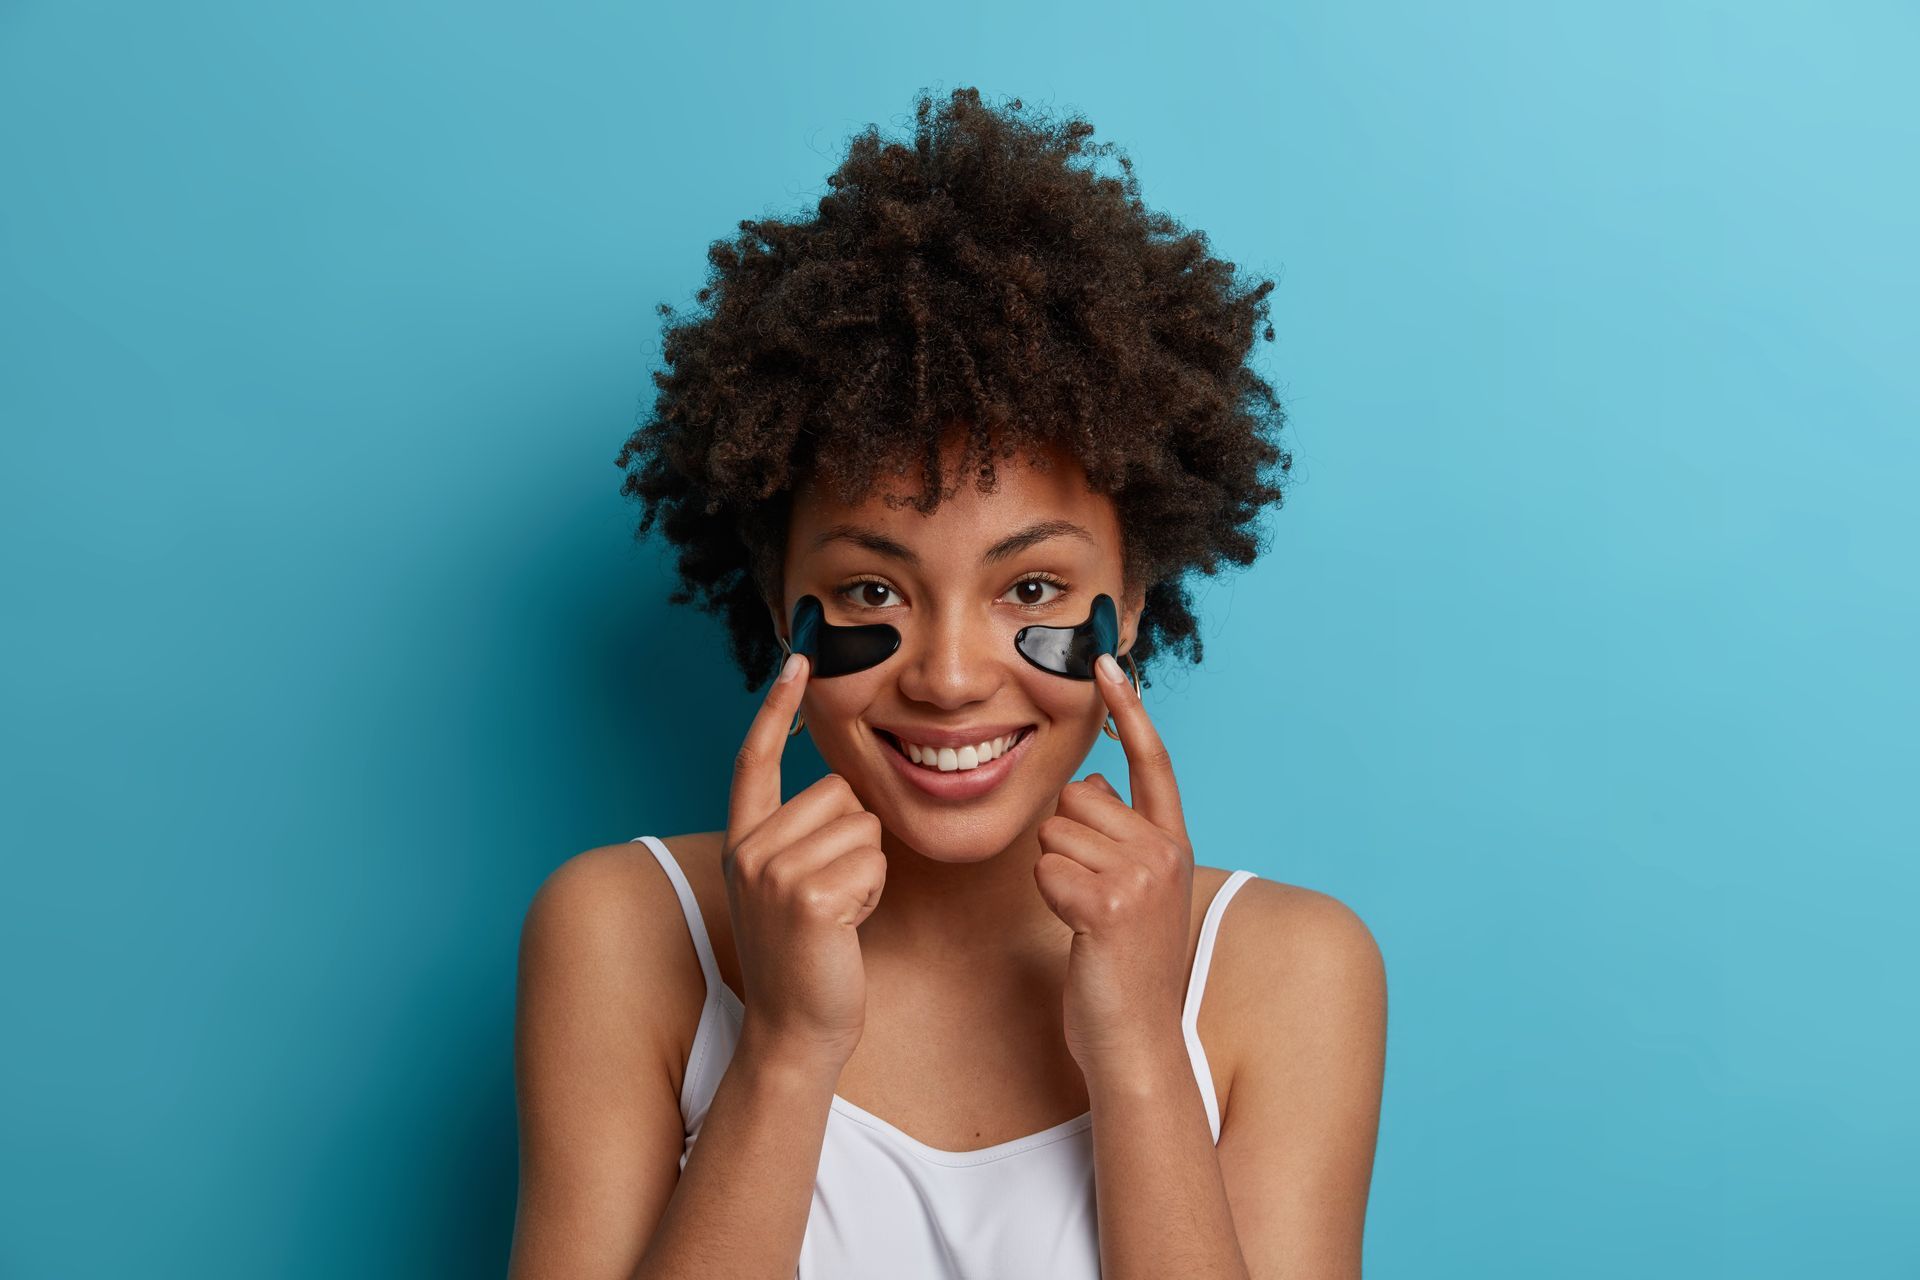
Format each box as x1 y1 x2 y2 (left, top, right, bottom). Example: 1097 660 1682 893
875 726 1036 773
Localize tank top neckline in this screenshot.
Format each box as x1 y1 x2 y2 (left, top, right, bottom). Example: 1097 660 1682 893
632 834 1258 1166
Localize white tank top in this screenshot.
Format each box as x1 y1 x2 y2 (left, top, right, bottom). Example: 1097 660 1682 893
633 834 1258 1278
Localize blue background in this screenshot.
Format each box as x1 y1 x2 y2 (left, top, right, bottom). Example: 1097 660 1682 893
3 1 1914 1275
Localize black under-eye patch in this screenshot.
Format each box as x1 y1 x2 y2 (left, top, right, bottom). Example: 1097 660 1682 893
1014 593 1120 680
786 594 901 677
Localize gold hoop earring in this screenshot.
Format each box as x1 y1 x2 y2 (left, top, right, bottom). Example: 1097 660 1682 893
1100 653 1141 741
778 636 806 737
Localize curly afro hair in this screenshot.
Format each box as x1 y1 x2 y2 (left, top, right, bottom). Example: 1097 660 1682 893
616 86 1293 692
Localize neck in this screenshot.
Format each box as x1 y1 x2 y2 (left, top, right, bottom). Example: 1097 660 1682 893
861 801 1072 961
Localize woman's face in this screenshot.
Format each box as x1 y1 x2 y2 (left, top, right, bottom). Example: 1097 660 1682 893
775 439 1142 863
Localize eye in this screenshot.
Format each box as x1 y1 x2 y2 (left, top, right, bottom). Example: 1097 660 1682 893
835 577 900 609
1004 574 1068 608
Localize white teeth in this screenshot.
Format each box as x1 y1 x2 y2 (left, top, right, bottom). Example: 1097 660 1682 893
897 729 1026 773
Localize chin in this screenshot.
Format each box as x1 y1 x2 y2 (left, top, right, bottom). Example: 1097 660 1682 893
880 809 1036 863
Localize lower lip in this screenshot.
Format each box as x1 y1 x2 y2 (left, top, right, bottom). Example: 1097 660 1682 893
876 727 1036 801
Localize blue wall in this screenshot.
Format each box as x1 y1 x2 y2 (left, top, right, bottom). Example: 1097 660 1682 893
3 1 1913 1275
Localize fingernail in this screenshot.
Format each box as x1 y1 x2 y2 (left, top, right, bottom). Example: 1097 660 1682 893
778 653 803 683
1096 653 1125 686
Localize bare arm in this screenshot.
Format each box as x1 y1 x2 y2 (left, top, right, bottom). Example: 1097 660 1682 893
1216 885 1387 1278
505 848 840 1280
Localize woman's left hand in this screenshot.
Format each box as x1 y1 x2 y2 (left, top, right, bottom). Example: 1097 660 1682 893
1034 652 1195 1078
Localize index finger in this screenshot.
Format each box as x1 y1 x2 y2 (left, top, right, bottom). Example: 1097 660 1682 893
727 651 810 839
1094 652 1187 838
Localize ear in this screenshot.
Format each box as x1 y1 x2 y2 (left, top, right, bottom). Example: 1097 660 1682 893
1117 581 1147 658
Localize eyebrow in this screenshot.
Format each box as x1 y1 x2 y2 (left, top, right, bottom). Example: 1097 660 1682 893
809 519 1096 568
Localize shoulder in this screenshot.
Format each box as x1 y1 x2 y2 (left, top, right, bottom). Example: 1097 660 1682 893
1225 877 1384 991
521 833 721 941
516 834 721 1063
520 838 663 959
1208 875 1387 1099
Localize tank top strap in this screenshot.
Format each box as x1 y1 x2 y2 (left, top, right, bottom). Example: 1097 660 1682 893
1181 868 1258 1142
632 835 723 1006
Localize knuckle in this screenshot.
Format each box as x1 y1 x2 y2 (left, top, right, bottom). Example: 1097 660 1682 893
728 843 761 882
761 856 796 895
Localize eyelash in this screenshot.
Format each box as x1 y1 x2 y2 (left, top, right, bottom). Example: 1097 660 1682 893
834 572 1071 612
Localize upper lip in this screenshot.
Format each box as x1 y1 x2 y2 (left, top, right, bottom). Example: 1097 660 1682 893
874 723 1035 749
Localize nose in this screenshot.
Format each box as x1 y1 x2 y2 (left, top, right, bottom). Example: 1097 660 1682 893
891 602 1007 711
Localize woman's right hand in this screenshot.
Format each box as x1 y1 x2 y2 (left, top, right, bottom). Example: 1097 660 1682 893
723 651 887 1072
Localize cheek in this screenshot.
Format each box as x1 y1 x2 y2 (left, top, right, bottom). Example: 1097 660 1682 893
1013 665 1104 730
800 673 884 733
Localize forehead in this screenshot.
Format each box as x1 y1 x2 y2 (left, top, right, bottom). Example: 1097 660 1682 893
790 438 1120 554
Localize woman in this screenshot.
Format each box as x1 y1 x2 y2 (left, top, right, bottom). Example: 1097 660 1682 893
510 87 1386 1279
